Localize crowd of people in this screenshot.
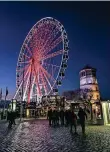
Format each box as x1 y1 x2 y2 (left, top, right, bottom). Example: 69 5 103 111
47 107 87 135
6 106 87 134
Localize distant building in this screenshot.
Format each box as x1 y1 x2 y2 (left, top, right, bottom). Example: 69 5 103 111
62 91 75 100
79 65 100 100
0 100 11 109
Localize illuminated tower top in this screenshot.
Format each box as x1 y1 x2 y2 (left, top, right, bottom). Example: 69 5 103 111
79 65 100 100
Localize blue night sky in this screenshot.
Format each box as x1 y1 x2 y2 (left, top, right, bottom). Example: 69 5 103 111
0 2 109 99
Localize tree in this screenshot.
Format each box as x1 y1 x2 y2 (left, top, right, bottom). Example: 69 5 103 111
79 88 93 120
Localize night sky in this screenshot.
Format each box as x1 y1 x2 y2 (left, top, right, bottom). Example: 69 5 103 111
0 2 109 99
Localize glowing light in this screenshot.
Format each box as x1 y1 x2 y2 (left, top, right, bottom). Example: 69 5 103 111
26 109 30 117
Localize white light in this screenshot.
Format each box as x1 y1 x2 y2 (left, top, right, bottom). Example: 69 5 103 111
102 102 108 125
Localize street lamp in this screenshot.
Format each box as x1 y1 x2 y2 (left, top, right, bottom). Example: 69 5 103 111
20 54 25 121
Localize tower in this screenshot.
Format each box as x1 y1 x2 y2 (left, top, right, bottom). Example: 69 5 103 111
79 65 100 101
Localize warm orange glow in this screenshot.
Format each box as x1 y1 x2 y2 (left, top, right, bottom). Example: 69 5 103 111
26 109 30 117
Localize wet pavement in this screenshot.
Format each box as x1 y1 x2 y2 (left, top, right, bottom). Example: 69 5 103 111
0 120 110 152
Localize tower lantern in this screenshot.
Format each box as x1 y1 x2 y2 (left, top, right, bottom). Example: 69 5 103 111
79 65 100 100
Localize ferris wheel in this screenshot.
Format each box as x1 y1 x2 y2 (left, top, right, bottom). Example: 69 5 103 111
14 17 69 103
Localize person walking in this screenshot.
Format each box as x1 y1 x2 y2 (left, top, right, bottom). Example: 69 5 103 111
12 111 16 125
60 109 65 126
78 107 87 135
69 107 77 134
47 108 53 126
56 109 60 126
8 111 13 128
65 109 69 126
52 109 56 127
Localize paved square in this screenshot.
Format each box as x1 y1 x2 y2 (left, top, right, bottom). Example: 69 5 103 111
0 120 110 152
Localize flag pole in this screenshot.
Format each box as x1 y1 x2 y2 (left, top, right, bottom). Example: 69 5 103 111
4 95 6 117
0 88 2 102
3 87 8 118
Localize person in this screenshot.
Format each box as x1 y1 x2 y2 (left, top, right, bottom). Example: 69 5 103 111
78 107 87 135
52 109 56 127
65 109 69 126
47 108 53 126
12 111 16 125
7 111 13 128
56 109 60 126
60 109 65 126
69 108 77 134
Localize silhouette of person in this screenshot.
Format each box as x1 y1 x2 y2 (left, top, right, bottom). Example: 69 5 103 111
69 108 77 134
8 111 13 128
47 108 52 126
12 111 16 125
60 109 65 126
52 109 56 127
78 107 87 135
56 109 60 126
65 109 69 126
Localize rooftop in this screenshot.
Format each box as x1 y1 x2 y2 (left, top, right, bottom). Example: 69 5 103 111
81 64 96 71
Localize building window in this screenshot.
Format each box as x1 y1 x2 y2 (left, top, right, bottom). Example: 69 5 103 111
86 70 92 76
82 72 85 77
97 95 99 99
96 87 98 91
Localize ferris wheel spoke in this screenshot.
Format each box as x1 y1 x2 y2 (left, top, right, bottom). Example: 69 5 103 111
40 27 59 55
17 65 31 82
30 27 49 55
43 62 60 68
41 49 63 60
43 32 60 54
33 49 42 61
23 71 31 101
24 44 32 56
16 64 29 72
14 66 31 99
18 60 31 64
30 76 36 99
43 62 59 78
27 65 35 103
39 69 48 95
22 53 30 60
42 25 58 46
40 65 56 83
43 36 62 56
27 79 33 103
33 26 59 57
33 64 41 96
41 67 53 91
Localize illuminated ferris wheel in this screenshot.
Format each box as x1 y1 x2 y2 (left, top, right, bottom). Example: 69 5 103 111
14 17 69 103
